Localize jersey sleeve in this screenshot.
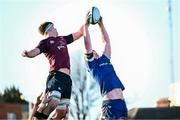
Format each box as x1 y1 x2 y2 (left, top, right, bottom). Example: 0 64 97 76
64 34 74 45
36 39 48 53
100 54 111 63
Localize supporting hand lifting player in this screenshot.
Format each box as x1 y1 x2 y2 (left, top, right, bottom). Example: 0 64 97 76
28 92 49 120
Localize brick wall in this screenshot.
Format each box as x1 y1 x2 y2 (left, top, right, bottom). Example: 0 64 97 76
0 103 22 119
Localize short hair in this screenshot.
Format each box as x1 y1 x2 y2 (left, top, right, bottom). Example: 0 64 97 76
157 98 171 104
38 22 53 35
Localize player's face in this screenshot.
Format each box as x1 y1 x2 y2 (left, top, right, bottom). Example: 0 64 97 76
49 26 58 36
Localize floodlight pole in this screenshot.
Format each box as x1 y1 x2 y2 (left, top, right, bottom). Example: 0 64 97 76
168 0 175 104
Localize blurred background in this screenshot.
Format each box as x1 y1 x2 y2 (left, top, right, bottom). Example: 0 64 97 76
0 0 179 119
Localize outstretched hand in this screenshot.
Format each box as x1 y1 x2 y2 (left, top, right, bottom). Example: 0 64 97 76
21 50 28 57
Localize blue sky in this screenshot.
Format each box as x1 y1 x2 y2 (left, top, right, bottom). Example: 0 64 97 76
0 0 180 109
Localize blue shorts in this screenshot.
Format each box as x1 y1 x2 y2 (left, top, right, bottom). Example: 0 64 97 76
101 99 128 119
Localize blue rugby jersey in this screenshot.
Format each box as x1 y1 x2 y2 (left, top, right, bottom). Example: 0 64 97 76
86 54 125 97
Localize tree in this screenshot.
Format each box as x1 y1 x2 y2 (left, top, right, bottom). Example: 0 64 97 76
69 50 101 120
0 85 28 104
0 92 3 103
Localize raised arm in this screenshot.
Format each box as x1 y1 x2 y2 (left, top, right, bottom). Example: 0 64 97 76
83 12 93 54
22 48 40 58
72 25 84 41
98 17 111 58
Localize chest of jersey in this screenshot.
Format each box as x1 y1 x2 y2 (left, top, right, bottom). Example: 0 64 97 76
47 37 68 54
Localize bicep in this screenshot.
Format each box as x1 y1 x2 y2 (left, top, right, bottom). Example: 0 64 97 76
73 25 84 41
84 37 93 53
84 25 93 53
72 32 83 41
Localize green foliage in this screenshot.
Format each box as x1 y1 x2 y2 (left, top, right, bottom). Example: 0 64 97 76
0 86 28 104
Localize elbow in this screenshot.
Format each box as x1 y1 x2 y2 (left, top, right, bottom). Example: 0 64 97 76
27 53 37 58
29 56 35 58
73 32 83 41
79 32 83 39
105 40 110 45
27 55 35 58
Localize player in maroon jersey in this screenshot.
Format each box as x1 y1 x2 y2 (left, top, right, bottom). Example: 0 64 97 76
22 21 84 119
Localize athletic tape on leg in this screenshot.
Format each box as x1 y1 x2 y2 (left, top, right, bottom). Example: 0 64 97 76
56 99 70 110
34 111 49 119
49 90 61 102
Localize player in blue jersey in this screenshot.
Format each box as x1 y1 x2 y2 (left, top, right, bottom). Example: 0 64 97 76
83 14 128 119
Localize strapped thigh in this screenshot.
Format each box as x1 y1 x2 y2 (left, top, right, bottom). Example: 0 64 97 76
56 99 70 110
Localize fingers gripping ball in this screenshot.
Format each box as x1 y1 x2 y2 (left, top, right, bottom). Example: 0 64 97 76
89 6 101 25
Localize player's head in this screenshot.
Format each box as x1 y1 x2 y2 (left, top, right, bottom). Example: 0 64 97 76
156 98 171 107
92 50 99 59
39 22 58 36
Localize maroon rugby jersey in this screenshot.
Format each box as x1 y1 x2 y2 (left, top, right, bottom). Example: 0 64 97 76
36 34 73 72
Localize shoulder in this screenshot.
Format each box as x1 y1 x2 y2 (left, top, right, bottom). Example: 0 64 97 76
61 34 73 44
40 37 53 43
36 38 50 53
62 34 73 38
97 54 111 64
37 38 49 45
40 38 48 42
102 53 111 60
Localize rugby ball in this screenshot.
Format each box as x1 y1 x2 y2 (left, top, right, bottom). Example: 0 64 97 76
89 6 101 25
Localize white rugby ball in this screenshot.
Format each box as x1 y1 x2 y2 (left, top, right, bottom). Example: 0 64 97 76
89 6 101 25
